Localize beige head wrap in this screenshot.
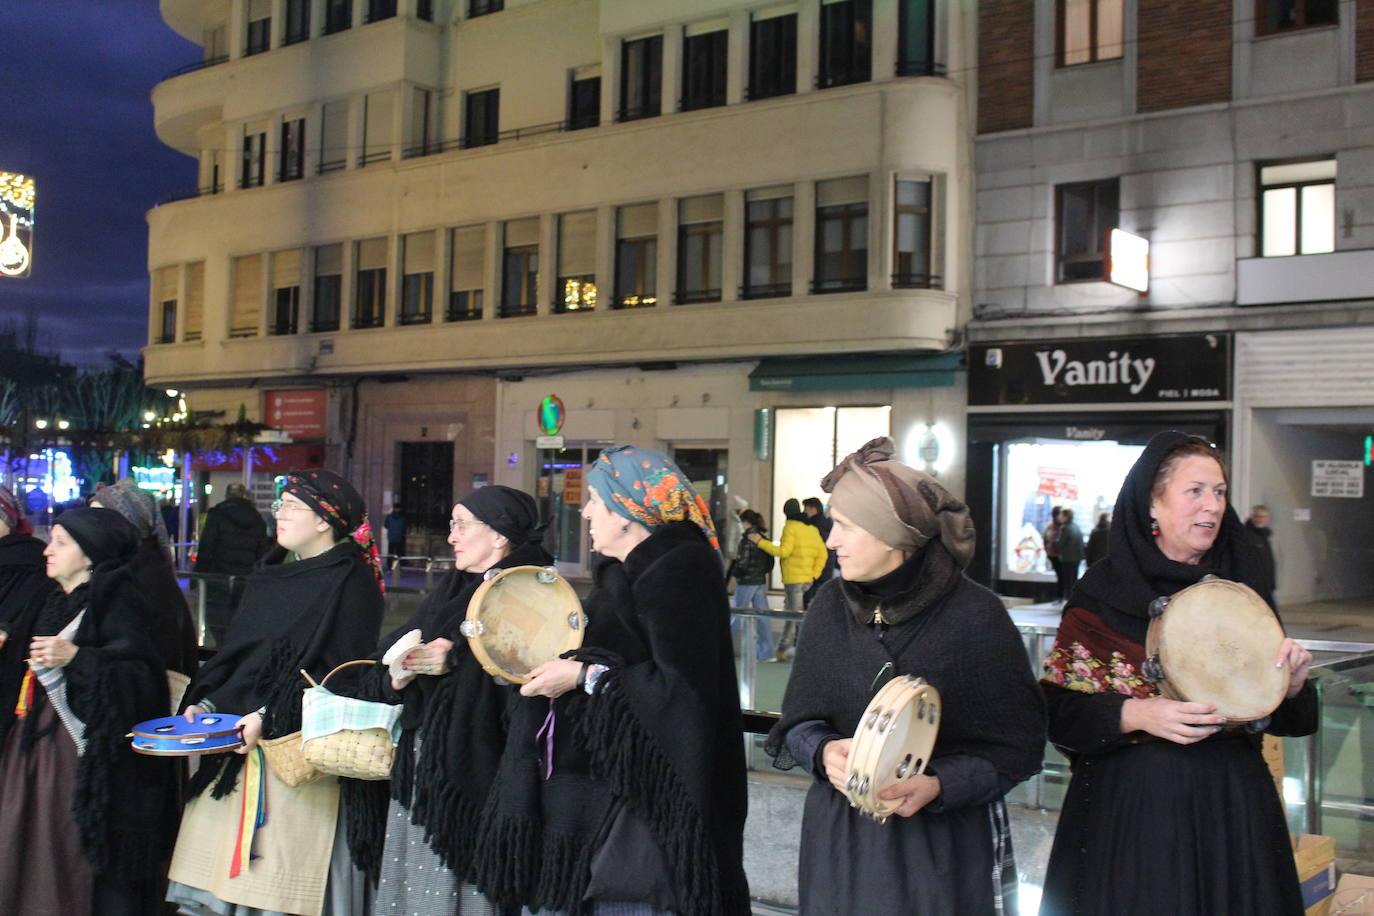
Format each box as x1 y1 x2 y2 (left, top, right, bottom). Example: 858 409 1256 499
820 436 976 568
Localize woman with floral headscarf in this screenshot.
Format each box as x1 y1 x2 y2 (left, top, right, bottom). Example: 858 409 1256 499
473 446 750 916
766 438 1045 915
166 469 384 916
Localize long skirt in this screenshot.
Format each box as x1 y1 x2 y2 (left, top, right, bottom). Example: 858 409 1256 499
1040 734 1304 915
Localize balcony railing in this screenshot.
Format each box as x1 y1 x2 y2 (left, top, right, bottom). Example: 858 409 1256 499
892 272 943 290
162 55 229 80
740 283 792 300
674 288 722 305
811 277 867 294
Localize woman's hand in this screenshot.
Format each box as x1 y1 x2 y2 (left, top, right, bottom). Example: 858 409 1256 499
822 738 852 794
235 712 263 754
1122 696 1225 744
183 703 208 723
403 638 454 677
28 636 78 669
877 772 942 818
519 659 583 698
746 532 761 545
1276 637 1313 697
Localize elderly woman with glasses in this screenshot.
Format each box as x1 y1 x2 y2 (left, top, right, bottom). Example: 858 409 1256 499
166 469 385 916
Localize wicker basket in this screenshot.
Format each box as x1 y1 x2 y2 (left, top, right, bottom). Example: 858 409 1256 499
299 660 395 781
260 731 323 787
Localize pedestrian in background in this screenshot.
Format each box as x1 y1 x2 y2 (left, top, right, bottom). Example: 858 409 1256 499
801 496 836 607
1085 512 1111 568
192 482 273 645
1246 505 1278 608
731 509 776 662
750 498 826 661
1055 508 1085 601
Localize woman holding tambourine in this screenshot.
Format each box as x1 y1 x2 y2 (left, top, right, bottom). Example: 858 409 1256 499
1039 432 1317 915
166 469 384 916
473 446 750 916
766 438 1045 915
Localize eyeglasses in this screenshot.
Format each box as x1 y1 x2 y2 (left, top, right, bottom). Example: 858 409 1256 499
270 499 303 517
449 518 486 534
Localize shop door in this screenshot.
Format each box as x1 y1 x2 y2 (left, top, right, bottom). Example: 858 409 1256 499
538 449 590 577
397 441 454 559
671 447 729 537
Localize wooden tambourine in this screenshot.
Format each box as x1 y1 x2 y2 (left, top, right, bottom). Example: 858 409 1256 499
129 713 245 756
460 565 586 684
1142 576 1289 723
844 675 941 823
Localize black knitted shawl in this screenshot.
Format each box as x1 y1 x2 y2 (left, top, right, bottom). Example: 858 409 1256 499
0 533 58 746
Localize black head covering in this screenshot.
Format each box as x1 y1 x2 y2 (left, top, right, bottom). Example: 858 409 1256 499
782 498 806 522
458 485 543 545
1069 430 1270 643
282 468 366 537
53 507 140 570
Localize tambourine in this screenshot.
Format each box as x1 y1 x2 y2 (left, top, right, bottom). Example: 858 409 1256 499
1142 576 1289 723
844 675 941 822
460 565 586 684
129 713 245 756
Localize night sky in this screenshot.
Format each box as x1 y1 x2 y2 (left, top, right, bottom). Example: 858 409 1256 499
1 1 198 365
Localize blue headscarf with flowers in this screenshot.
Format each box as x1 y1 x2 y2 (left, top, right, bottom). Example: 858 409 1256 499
584 446 719 550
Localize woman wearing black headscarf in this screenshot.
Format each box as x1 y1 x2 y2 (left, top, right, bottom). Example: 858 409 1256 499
1039 432 1317 915
0 486 59 750
0 506 178 915
766 438 1045 915
166 469 385 916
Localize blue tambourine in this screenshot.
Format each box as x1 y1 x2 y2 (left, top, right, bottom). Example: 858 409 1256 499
128 714 245 756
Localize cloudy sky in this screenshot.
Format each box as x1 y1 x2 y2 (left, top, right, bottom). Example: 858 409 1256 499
1 1 198 364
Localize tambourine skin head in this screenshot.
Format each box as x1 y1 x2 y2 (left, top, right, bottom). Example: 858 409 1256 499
464 565 585 684
129 714 246 756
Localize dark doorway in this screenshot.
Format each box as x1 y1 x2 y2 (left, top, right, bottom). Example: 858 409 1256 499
671 447 729 534
397 441 454 558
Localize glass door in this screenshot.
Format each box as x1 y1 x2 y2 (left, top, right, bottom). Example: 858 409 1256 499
538 447 591 577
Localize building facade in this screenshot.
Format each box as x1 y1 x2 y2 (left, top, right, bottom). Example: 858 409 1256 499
972 0 1374 604
147 0 976 569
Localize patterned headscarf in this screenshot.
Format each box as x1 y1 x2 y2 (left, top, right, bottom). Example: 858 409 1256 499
281 469 384 592
0 486 30 536
93 480 172 560
585 446 719 550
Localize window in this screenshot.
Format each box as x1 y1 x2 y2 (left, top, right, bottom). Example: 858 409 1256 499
1256 0 1337 35
354 238 388 328
1058 0 1123 67
184 263 205 341
401 232 435 324
407 88 436 157
312 244 343 332
464 88 500 149
159 301 178 344
284 0 310 44
245 0 271 54
417 0 434 21
744 189 793 298
324 0 352 34
568 70 601 130
815 176 869 292
241 127 266 188
682 29 728 111
270 250 302 334
749 12 797 100
677 195 723 304
557 211 598 313
204 24 228 62
154 266 178 344
615 203 658 308
893 179 938 288
1259 159 1336 257
502 219 540 317
470 0 504 16
1055 179 1119 282
230 254 263 338
819 0 872 89
449 225 485 321
367 0 397 23
279 118 305 182
361 91 394 165
897 0 937 76
620 36 663 122
320 100 348 173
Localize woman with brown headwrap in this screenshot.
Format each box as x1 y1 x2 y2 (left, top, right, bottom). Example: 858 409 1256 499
1038 432 1316 915
766 437 1045 914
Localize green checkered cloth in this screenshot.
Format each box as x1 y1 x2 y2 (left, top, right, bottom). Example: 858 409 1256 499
300 685 402 746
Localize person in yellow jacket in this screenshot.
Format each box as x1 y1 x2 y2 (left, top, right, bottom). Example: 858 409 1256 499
749 498 827 660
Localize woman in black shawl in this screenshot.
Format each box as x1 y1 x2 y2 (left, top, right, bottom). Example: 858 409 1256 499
166 469 385 916
353 485 552 915
765 437 1045 915
0 506 178 915
1038 431 1316 915
0 486 59 750
473 446 750 916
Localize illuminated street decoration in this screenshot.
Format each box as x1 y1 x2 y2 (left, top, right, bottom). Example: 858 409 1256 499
538 395 565 436
0 172 34 278
1107 228 1149 293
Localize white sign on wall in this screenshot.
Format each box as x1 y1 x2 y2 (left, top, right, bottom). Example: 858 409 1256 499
1311 460 1364 498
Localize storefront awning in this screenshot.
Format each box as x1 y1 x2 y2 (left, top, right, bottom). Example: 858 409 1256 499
749 353 962 392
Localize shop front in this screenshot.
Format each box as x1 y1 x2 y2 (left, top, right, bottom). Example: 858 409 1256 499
966 333 1232 597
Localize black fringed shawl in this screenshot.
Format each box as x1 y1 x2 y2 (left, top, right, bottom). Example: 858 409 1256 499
181 540 384 798
0 533 58 746
472 522 751 916
342 539 554 882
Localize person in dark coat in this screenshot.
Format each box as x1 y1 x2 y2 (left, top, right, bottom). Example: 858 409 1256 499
0 486 60 750
1084 512 1110 568
730 509 776 662
1039 432 1317 915
475 446 750 916
0 507 178 915
1246 504 1278 607
193 482 274 645
801 496 836 607
767 437 1045 915
1055 508 1085 601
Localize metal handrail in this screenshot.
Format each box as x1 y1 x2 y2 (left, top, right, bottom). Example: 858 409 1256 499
162 55 229 80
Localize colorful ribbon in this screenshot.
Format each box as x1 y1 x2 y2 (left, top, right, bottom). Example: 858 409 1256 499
13 670 34 719
229 746 267 878
535 701 556 780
